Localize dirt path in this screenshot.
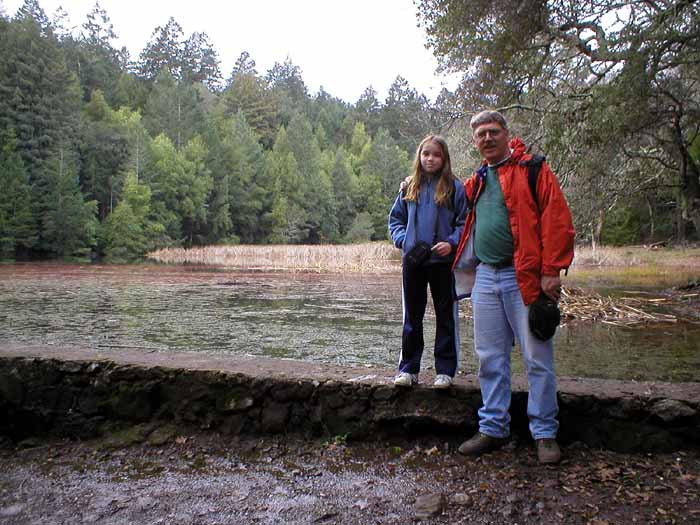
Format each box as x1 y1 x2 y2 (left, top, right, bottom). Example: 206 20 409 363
1 432 698 524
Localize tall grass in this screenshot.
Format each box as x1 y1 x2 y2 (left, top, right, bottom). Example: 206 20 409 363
147 242 401 273
570 245 700 288
573 245 700 267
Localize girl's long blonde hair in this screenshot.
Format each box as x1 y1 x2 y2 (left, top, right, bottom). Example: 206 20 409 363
403 135 456 208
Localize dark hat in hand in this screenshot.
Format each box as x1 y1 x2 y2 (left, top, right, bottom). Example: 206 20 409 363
528 292 561 341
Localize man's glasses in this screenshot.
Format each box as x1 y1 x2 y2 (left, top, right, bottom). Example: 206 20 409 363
473 128 504 142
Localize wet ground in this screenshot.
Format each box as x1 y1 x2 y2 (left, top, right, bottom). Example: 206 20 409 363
1 432 698 524
1 262 699 381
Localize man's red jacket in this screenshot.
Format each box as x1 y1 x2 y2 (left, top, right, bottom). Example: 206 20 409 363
452 137 575 305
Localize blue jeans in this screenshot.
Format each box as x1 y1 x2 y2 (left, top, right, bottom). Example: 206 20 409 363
471 263 558 439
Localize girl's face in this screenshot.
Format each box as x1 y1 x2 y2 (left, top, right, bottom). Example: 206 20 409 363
420 141 445 175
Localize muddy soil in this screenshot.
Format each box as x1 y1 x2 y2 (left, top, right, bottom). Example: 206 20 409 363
1 432 698 524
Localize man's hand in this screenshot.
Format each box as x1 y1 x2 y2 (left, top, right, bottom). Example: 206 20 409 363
399 176 411 192
541 275 562 302
431 241 452 257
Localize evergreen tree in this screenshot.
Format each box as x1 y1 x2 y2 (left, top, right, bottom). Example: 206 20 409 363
181 31 222 89
0 129 37 257
266 57 309 126
220 112 266 243
100 171 154 261
357 128 410 239
381 76 432 154
80 90 131 220
138 17 184 81
0 8 82 179
61 1 123 103
286 112 338 242
143 70 206 149
37 148 98 258
261 127 307 243
329 147 357 238
220 53 278 147
144 134 212 246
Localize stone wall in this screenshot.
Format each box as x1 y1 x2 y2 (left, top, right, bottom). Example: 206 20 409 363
0 345 698 452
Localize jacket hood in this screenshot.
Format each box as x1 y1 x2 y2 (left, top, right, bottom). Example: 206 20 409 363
508 137 527 161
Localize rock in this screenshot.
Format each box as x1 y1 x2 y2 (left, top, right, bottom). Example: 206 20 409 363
261 402 289 432
224 396 254 412
414 492 446 518
453 493 473 506
502 503 515 517
650 399 696 423
148 424 177 446
0 504 23 517
354 499 370 510
136 496 156 510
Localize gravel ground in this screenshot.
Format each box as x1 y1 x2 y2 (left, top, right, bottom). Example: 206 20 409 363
1 431 698 524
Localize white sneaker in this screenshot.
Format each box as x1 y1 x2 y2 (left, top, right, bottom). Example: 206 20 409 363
394 372 418 387
433 374 453 389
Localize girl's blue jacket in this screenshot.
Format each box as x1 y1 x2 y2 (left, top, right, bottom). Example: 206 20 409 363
388 177 468 265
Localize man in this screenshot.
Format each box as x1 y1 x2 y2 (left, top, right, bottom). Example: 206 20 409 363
453 110 575 464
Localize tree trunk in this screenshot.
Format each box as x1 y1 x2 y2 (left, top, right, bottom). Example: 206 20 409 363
645 194 655 242
592 207 605 250
676 188 686 245
672 112 700 241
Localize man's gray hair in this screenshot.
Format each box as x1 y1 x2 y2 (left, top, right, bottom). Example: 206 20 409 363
470 110 508 131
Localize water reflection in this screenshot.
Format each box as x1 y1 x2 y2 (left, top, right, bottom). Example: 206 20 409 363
1 262 698 382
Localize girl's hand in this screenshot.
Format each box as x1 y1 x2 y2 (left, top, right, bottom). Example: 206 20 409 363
431 241 452 257
399 176 411 192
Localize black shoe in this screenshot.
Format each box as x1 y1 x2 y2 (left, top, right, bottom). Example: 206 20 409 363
457 432 508 456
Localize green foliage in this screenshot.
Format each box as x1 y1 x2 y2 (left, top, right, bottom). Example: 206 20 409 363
1 5 475 260
0 8 82 179
100 172 155 262
37 150 98 258
357 129 410 239
143 70 206 149
0 129 37 257
601 205 643 247
345 212 374 243
417 0 700 242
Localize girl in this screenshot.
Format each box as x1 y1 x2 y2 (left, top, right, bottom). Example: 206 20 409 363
389 135 467 388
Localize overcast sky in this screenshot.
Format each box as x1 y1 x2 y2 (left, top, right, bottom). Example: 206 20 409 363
2 0 460 103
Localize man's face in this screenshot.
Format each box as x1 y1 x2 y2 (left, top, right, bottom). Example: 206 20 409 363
473 122 510 164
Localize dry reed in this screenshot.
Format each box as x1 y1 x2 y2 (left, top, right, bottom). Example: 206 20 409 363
559 286 699 326
147 242 401 273
573 245 700 267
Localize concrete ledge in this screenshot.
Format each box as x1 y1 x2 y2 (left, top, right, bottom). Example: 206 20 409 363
0 344 698 452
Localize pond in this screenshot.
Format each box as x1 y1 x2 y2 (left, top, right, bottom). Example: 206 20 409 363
1 262 698 382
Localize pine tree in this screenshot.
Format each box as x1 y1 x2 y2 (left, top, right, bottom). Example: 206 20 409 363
80 90 131 220
138 17 184 81
60 1 123 103
100 171 153 261
0 8 82 180
181 31 222 90
357 129 410 239
0 129 37 257
329 147 357 238
144 70 206 149
37 148 98 258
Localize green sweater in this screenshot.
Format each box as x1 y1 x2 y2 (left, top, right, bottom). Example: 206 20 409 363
474 165 514 264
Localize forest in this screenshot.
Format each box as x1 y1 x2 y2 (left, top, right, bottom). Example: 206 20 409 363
0 0 698 262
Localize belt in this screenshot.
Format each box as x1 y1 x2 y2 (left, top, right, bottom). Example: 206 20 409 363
488 258 513 269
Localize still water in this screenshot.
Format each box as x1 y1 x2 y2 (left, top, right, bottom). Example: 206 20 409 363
1 262 698 382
